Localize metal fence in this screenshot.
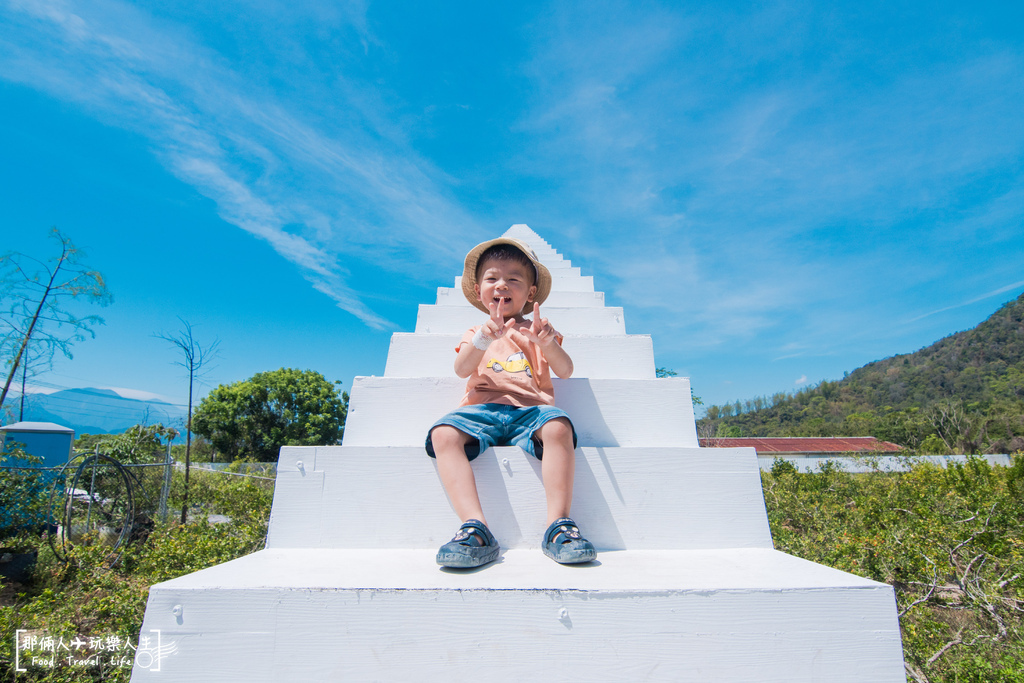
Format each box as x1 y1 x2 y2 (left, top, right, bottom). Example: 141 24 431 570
1 443 279 567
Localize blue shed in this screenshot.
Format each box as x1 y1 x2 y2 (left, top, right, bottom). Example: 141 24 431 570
1 421 75 469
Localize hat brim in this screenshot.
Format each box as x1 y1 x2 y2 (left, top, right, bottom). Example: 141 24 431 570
462 237 552 314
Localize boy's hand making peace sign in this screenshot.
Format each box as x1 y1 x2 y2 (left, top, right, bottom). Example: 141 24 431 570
457 300 573 379
483 299 517 342
521 303 559 349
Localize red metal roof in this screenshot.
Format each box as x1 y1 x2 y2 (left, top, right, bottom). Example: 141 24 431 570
698 436 903 453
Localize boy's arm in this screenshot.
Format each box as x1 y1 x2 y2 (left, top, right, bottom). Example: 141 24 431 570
454 340 485 378
522 303 574 378
454 301 516 378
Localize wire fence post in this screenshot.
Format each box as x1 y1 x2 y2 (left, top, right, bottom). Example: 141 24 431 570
84 445 100 533
159 440 172 523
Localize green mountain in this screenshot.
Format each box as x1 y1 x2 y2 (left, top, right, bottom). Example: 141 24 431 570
701 293 1024 454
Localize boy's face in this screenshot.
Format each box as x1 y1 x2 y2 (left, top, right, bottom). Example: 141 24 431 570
474 257 537 319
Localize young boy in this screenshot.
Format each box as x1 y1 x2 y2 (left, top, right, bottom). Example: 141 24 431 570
425 237 596 568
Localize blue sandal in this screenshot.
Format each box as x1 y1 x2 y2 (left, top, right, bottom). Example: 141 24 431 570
543 518 597 564
436 519 500 568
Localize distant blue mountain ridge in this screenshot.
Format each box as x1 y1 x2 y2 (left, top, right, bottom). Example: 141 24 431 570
3 387 189 438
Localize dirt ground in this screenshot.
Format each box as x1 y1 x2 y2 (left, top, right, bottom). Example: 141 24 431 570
1 579 27 607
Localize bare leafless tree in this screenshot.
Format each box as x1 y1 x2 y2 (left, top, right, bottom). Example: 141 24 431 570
0 228 111 411
696 418 720 446
157 319 219 524
894 503 1020 675
928 399 986 453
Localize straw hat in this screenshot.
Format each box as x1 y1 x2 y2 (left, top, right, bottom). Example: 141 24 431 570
461 237 552 314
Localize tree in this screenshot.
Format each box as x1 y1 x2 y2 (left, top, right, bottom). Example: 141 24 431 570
193 368 348 462
13 334 48 421
927 399 987 454
0 228 111 412
158 319 218 524
656 366 703 405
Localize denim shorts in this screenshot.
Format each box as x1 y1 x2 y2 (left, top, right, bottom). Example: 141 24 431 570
425 403 577 461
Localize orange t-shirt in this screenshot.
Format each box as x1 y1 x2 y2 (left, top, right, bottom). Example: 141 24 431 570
458 323 562 407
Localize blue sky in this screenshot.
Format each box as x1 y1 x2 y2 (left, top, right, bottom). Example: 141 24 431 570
2 0 1023 419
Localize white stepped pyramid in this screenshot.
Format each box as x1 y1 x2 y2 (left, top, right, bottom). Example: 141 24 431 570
132 225 905 681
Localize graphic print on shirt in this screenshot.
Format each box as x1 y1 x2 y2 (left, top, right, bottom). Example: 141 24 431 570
486 351 533 378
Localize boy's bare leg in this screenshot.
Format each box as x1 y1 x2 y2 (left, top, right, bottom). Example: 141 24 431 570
536 417 576 525
431 425 487 525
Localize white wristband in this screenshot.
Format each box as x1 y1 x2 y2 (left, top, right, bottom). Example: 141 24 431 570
472 328 494 350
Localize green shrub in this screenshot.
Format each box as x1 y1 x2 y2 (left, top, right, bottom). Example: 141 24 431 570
769 457 798 477
0 467 273 681
763 457 1024 681
0 446 52 539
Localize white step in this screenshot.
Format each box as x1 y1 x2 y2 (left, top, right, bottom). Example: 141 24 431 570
415 304 625 334
266 446 771 550
384 333 655 379
133 225 907 682
522 249 565 264
435 286 606 307
341 377 698 449
504 223 553 249
133 547 904 682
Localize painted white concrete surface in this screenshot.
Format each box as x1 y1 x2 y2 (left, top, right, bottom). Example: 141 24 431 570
134 595 903 683
135 548 904 682
414 303 626 335
341 376 699 448
266 446 771 550
503 223 558 250
141 547 884 591
384 333 655 378
133 225 906 682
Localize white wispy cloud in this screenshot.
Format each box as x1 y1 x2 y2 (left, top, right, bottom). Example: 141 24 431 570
513 3 1024 360
2 0 1021 406
909 280 1024 323
0 0 478 328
